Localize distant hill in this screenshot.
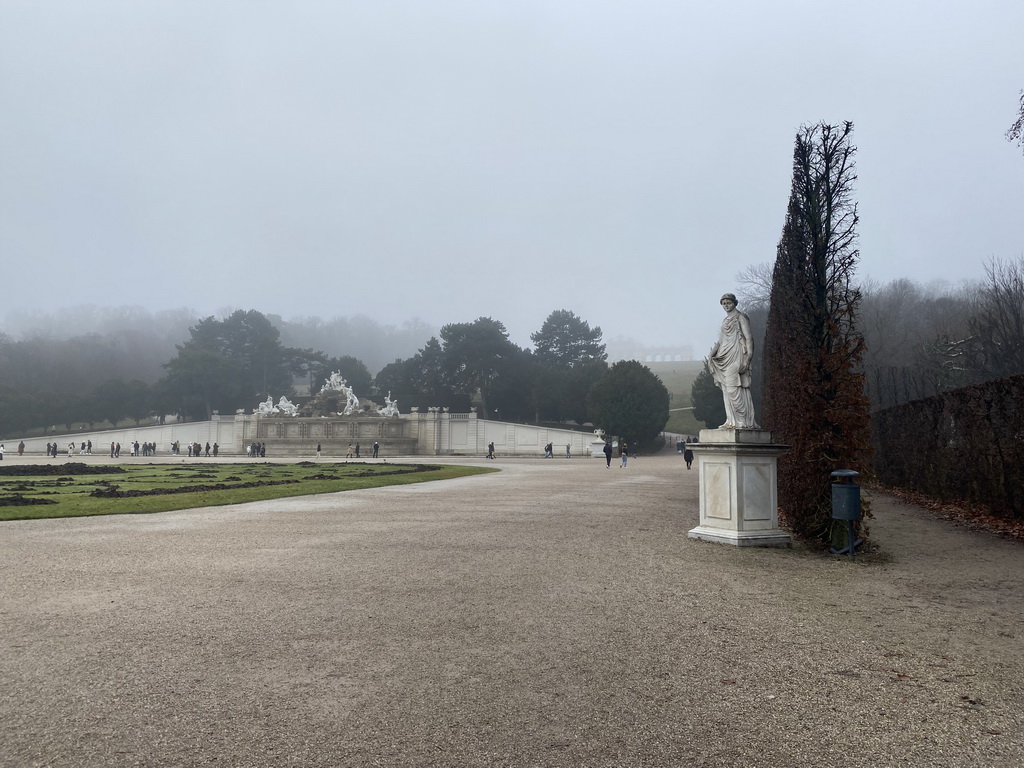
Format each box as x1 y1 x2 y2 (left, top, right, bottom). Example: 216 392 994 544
644 360 706 436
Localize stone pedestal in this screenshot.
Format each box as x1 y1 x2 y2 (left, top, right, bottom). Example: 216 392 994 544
687 428 792 547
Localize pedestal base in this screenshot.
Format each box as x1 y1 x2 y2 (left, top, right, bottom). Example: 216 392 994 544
687 428 792 548
687 526 794 548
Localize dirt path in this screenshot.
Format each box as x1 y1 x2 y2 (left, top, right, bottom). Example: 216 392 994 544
1 454 1021 767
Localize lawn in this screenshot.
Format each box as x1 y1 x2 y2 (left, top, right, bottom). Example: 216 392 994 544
0 461 495 521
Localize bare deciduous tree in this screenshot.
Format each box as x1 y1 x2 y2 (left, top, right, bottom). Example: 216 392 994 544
968 257 1024 379
859 278 978 408
1008 90 1024 154
734 262 774 310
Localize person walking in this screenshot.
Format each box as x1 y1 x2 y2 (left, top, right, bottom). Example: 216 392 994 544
487 442 495 459
316 443 322 459
355 442 361 458
619 441 629 468
346 444 354 458
684 445 694 470
18 441 25 457
372 442 379 458
565 443 571 459
603 441 613 468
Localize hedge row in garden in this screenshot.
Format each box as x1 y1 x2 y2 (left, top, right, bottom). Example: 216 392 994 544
872 374 1024 518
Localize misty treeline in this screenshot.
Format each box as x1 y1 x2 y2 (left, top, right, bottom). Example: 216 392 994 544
0 307 435 435
732 255 1024 412
318 312 669 445
1 306 646 439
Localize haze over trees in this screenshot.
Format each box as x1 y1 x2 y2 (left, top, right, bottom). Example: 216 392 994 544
0 309 436 433
850 257 1024 409
6 253 1022 444
275 315 436 375
2 306 672 441
159 310 307 420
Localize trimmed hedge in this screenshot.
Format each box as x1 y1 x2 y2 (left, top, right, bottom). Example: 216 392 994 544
872 374 1024 518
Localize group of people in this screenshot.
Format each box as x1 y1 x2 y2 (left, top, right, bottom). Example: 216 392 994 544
342 442 380 459
34 440 221 458
41 441 95 458
1 440 29 459
602 440 630 468
24 440 222 458
541 442 573 459
247 442 267 458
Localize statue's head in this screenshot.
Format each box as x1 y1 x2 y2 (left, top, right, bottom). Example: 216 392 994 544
720 293 738 310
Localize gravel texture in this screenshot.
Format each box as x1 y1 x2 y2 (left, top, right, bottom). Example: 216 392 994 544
1 453 1022 767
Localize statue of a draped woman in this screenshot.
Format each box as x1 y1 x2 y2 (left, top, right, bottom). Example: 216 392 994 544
707 293 759 429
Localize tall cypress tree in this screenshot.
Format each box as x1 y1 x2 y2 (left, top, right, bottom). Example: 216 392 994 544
762 122 872 542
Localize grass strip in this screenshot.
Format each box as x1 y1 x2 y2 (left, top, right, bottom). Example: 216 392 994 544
0 462 495 521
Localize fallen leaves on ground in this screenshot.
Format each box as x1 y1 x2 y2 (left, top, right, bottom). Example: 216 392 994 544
873 485 1024 543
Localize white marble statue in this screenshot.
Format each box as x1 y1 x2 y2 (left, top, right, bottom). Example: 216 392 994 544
378 391 400 417
256 396 276 415
707 292 760 429
321 371 361 415
342 385 360 416
322 371 346 392
277 395 298 417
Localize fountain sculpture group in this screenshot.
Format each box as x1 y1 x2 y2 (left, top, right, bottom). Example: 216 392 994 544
246 372 411 457
255 372 399 419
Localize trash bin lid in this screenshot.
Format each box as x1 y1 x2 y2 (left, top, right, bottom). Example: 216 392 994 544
830 469 860 479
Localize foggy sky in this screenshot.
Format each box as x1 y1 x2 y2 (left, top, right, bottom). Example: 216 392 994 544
2 0 1022 356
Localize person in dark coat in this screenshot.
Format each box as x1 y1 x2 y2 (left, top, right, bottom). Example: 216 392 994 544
603 441 613 468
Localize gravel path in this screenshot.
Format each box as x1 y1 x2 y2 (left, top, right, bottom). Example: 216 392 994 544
1 454 1022 767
